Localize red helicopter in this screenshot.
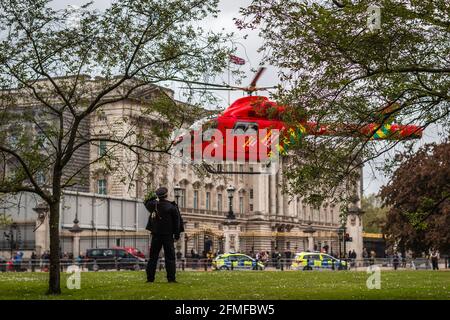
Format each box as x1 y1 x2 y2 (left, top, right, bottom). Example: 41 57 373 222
173 68 423 173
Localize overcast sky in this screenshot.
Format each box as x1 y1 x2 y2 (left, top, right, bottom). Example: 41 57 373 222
51 0 444 196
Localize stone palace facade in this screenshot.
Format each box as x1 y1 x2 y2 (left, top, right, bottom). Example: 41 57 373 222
0 79 363 259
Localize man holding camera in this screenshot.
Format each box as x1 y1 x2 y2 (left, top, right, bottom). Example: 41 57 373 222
144 187 182 283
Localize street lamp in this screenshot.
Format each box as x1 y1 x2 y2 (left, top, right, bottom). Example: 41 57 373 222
69 217 82 234
174 184 182 206
68 215 82 260
3 222 20 258
33 202 49 225
337 226 345 258
226 185 236 220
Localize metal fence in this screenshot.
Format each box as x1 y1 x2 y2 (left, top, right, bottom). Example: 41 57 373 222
0 240 36 250
0 257 449 272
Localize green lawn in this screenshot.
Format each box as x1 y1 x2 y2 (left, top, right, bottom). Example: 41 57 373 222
0 270 449 300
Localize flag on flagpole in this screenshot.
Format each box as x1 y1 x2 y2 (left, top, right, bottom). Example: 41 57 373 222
229 54 245 65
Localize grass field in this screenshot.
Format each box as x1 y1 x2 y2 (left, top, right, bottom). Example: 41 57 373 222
0 270 449 300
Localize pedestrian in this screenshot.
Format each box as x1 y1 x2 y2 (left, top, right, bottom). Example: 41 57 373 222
274 248 281 269
207 250 213 268
350 249 357 267
76 254 83 269
370 250 376 266
41 251 49 272
431 251 439 270
271 249 278 268
30 252 37 272
393 253 399 270
144 187 183 283
362 247 368 266
13 252 23 272
285 250 292 269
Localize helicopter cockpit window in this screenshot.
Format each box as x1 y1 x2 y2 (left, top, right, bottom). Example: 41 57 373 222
232 122 258 135
246 123 258 134
203 130 215 141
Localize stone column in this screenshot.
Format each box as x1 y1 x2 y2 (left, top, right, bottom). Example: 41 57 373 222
346 212 363 258
245 213 271 253
73 234 81 258
223 221 240 253
34 216 50 255
304 224 316 252
307 235 315 251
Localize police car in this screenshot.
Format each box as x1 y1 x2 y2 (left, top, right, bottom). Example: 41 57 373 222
291 252 347 271
212 253 265 271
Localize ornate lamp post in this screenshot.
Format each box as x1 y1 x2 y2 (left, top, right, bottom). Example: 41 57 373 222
337 225 345 258
33 202 48 227
226 185 236 220
69 217 82 234
174 184 185 257
222 185 239 253
32 202 49 256
174 184 182 206
3 222 19 259
69 210 82 259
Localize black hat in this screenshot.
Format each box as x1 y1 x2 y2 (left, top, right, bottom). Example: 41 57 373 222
155 187 168 198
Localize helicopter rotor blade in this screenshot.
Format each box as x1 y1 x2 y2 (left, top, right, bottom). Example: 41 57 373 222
256 86 277 91
171 78 232 89
179 87 242 91
249 67 266 88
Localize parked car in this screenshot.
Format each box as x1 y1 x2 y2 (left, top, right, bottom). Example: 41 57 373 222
85 248 145 271
114 246 146 259
291 252 347 271
212 253 265 271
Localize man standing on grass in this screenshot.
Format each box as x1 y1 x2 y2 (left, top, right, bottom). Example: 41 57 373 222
144 187 181 283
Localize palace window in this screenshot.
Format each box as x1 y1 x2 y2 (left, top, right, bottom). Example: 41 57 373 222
206 192 211 210
217 193 223 211
97 179 107 195
239 196 244 214
180 189 186 208
98 140 107 157
193 190 199 209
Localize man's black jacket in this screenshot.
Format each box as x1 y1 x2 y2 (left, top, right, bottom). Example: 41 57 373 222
144 197 181 236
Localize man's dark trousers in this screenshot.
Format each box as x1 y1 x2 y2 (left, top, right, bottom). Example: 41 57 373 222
146 234 176 282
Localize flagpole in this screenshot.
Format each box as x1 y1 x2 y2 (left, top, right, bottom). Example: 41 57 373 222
227 58 230 106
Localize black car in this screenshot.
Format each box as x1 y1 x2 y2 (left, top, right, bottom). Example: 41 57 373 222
85 248 145 271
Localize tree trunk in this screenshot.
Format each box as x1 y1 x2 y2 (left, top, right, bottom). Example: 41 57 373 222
48 200 61 295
